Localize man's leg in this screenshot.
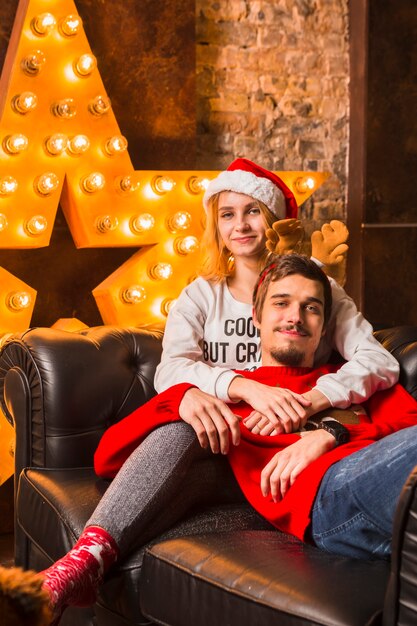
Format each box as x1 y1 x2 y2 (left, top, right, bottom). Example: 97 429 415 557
311 425 417 559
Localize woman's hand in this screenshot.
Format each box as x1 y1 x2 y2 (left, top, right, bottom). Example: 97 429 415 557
179 387 241 455
228 378 312 434
261 430 335 501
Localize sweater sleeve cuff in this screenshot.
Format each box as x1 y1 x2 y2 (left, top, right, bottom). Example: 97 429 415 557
310 256 325 268
214 371 242 402
314 380 350 409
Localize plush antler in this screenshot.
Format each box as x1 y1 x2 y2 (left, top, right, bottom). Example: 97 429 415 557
265 218 349 286
311 220 349 286
265 218 304 255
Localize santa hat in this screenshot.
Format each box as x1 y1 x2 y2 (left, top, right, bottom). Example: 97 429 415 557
203 158 298 219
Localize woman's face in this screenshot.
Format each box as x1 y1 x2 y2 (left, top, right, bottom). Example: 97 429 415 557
216 191 268 260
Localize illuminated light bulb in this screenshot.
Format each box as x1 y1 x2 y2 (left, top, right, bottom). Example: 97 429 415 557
96 215 119 233
88 95 111 116
294 176 316 194
25 215 48 236
59 14 82 37
120 285 146 305
0 176 18 196
67 134 90 155
149 262 173 281
3 134 28 155
167 211 192 232
130 213 155 234
105 135 128 156
74 54 97 77
12 91 37 114
81 172 106 193
175 235 200 255
0 214 8 231
45 134 68 155
21 50 46 75
35 173 60 196
115 175 140 193
151 175 176 195
31 13 56 36
6 291 32 312
187 175 210 194
161 298 176 316
52 98 77 119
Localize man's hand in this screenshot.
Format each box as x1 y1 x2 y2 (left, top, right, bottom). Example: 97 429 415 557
243 411 280 436
179 387 240 454
229 378 311 434
261 429 335 502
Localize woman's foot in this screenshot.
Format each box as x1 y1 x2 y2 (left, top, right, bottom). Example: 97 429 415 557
0 526 118 625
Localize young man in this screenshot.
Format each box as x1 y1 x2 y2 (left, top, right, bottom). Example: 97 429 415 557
1 254 417 626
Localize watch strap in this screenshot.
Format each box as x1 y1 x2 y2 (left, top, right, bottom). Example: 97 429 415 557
317 419 349 446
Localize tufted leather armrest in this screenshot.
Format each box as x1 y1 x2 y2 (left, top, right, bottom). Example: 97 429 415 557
0 326 163 484
374 326 417 400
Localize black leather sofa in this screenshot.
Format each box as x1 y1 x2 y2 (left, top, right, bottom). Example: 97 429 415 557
1 325 417 626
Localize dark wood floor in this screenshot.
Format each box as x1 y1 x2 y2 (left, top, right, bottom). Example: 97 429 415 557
0 532 13 567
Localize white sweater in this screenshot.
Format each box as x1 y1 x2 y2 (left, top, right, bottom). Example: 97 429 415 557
154 277 399 408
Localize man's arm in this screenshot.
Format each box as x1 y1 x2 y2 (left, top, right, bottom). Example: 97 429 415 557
261 428 338 502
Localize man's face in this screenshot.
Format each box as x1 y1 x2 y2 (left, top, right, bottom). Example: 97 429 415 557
253 274 326 368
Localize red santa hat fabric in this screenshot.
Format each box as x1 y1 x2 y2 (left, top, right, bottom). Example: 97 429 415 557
203 158 298 219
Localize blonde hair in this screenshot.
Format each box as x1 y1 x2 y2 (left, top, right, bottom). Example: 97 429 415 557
198 193 276 282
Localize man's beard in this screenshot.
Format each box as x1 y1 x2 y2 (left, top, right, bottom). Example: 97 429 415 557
269 345 305 367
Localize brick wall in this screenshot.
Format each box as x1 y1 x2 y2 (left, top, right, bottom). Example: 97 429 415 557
196 0 349 232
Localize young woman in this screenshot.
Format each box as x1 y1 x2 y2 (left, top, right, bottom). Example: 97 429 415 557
154 158 399 448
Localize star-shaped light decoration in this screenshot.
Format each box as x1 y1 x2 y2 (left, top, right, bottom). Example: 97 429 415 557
0 0 330 331
0 0 330 487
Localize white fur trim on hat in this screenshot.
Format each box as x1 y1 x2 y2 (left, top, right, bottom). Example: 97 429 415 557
203 169 286 218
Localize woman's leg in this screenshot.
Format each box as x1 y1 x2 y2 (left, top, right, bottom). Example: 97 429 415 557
87 421 240 556
1 422 243 624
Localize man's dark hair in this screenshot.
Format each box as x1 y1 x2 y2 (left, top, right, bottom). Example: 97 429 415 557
253 253 332 325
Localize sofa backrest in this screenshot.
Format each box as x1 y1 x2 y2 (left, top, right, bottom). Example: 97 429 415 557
0 326 163 474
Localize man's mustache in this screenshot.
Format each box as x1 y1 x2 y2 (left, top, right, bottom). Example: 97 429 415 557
274 324 311 337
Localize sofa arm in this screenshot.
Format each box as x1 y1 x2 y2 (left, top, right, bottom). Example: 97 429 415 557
374 326 417 400
383 464 417 626
0 326 163 482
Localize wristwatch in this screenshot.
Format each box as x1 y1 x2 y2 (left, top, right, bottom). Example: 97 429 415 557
317 419 349 446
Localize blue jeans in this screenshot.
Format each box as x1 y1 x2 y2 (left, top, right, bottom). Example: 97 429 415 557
311 425 417 559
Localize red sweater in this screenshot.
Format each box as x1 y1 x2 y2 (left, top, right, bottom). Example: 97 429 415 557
94 365 417 542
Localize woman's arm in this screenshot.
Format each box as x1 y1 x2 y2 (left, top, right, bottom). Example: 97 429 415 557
313 279 399 408
154 280 238 400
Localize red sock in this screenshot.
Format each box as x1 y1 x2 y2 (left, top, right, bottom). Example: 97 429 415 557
42 525 119 614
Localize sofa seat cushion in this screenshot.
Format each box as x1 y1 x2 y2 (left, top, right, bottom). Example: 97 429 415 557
17 468 109 562
140 531 390 626
18 468 274 625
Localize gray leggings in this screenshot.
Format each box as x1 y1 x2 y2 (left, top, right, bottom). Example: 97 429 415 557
88 422 267 558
